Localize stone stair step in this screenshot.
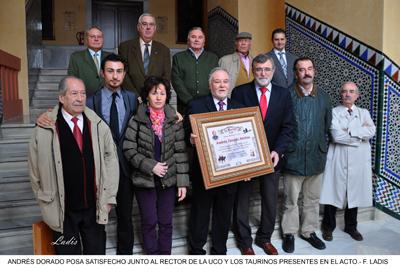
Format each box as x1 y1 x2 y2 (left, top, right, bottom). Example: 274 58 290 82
38 75 66 83
0 123 35 140
35 82 59 90
39 69 68 76
32 91 59 99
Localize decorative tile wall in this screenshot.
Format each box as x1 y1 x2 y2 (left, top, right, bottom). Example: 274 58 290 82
286 4 400 219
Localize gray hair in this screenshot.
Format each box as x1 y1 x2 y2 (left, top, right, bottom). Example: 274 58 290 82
85 25 103 37
339 81 359 94
137 13 156 25
58 76 84 96
187 27 205 40
208 67 229 85
252 54 275 70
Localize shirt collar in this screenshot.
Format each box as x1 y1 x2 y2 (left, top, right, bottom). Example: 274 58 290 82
61 108 83 121
299 84 313 96
274 48 286 54
254 82 272 92
140 38 153 47
102 87 122 99
188 47 204 58
213 97 228 107
88 48 101 57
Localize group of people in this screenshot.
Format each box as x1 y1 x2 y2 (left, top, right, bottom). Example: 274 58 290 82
28 13 376 256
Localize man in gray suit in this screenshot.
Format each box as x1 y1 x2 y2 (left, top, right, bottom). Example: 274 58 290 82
266 28 297 89
68 26 111 96
118 13 171 95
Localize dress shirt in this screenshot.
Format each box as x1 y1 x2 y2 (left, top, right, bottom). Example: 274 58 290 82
213 97 228 111
238 52 251 75
139 38 153 61
188 47 204 60
299 85 313 96
61 108 83 133
101 87 126 134
88 48 101 67
273 48 287 64
254 82 272 106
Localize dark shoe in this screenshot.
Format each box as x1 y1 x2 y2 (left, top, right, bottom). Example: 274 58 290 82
256 242 278 255
300 232 326 250
240 247 255 255
282 234 295 253
322 228 333 241
344 229 363 241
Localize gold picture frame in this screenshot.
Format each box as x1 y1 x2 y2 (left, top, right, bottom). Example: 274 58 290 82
190 107 274 189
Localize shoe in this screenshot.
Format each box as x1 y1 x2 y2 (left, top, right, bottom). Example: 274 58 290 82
240 247 255 255
321 228 333 241
282 234 295 253
256 242 278 255
344 229 363 241
300 232 326 250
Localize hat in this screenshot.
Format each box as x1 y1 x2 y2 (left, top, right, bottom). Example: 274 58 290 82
236 32 252 40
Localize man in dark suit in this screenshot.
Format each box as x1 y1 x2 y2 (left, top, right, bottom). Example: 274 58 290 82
86 54 138 254
265 28 297 89
118 13 171 95
68 26 111 96
184 67 242 255
231 54 296 255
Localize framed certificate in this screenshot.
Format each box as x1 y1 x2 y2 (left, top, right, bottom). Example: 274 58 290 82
189 106 274 189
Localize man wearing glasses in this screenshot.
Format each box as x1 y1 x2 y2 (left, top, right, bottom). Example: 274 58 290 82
68 26 111 96
118 13 171 95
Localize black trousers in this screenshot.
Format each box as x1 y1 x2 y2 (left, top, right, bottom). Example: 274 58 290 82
188 180 237 255
233 172 279 249
115 174 135 255
322 204 358 232
52 207 106 255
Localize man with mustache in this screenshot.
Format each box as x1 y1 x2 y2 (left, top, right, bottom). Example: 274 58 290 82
29 76 119 254
230 54 296 255
281 57 332 253
172 27 219 114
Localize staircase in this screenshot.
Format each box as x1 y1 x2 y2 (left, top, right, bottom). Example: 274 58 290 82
30 69 68 119
0 119 377 255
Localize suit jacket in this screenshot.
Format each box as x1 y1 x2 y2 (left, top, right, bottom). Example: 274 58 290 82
118 37 171 95
266 50 297 89
231 81 296 169
87 88 138 177
67 49 111 96
184 94 242 191
218 52 253 95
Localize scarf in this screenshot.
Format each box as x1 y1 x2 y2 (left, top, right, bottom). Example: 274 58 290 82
149 106 165 141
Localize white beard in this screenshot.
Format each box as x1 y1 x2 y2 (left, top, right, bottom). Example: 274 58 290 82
255 77 270 87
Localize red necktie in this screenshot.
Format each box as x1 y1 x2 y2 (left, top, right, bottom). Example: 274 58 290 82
259 87 268 120
71 117 83 152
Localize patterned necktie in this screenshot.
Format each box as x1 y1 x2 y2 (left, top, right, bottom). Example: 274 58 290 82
110 92 119 139
218 100 225 111
71 117 83 152
278 52 287 78
143 43 150 74
259 87 268 120
93 53 100 74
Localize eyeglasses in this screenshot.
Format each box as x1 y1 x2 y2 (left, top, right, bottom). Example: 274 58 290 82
254 67 273 73
88 35 103 39
140 22 156 28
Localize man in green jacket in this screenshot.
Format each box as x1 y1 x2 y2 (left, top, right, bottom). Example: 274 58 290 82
29 76 119 254
68 26 111 96
171 27 218 114
281 57 332 253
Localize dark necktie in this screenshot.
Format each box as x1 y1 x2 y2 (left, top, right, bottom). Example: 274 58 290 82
71 117 83 152
218 100 225 111
348 108 352 115
110 92 119 139
260 87 268 120
143 43 150 74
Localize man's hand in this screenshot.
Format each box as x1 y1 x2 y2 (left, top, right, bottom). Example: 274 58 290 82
152 162 168 177
190 133 198 145
177 187 187 201
270 151 279 167
36 109 54 127
107 204 112 213
175 111 183 123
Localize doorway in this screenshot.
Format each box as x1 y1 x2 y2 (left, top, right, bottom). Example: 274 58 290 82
92 1 143 51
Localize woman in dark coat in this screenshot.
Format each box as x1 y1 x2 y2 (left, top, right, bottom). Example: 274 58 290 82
123 76 189 254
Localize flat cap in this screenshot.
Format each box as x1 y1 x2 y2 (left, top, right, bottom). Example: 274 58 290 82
236 32 252 40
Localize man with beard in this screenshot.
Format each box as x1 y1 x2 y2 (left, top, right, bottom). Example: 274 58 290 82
230 54 296 255
281 57 332 253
